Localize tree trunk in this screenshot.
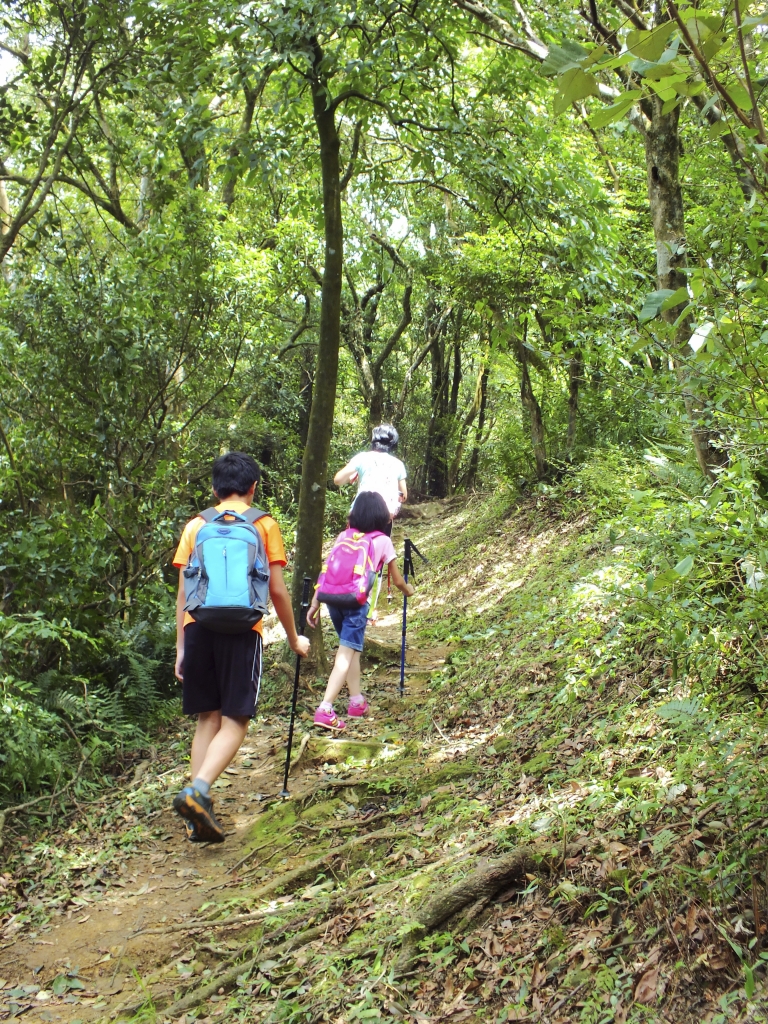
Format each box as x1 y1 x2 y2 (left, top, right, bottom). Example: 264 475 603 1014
520 341 547 479
567 349 582 451
644 97 725 478
424 305 450 498
466 365 489 491
222 83 258 208
449 355 487 491
291 50 344 663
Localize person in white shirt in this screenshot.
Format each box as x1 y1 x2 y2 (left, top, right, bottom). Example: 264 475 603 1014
333 424 407 535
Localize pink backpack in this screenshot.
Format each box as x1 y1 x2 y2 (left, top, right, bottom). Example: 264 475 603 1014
315 529 385 609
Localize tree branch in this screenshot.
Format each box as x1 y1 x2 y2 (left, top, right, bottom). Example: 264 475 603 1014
373 282 412 376
452 0 547 59
0 38 29 63
609 0 647 30
668 0 768 145
370 231 408 269
340 120 362 190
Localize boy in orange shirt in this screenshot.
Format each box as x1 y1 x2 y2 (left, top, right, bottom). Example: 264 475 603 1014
171 452 309 842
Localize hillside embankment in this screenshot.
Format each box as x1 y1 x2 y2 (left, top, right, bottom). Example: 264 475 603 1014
2 486 768 1024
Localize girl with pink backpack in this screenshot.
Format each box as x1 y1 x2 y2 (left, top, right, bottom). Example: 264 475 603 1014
306 491 415 730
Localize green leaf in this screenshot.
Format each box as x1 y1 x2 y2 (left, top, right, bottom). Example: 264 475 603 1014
627 335 650 355
661 286 690 311
649 567 679 591
745 964 756 999
541 40 590 76
673 554 694 576
674 79 706 97
626 22 676 62
657 699 702 722
742 14 768 30
589 90 642 129
52 976 69 997
554 68 600 114
639 289 675 322
726 82 754 112
701 34 728 60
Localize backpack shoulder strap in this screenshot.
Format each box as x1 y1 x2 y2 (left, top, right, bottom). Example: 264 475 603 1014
198 507 268 525
242 507 269 525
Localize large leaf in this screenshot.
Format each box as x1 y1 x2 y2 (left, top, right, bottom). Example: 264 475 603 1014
638 289 675 322
726 82 754 112
626 22 676 62
673 554 694 577
589 89 642 128
553 68 599 114
661 286 690 311
541 40 590 76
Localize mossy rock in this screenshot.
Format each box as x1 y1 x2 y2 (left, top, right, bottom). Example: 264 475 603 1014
300 799 344 823
246 800 297 844
416 758 477 793
309 737 384 764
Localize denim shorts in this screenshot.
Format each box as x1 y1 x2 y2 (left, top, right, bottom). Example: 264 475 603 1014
327 602 370 652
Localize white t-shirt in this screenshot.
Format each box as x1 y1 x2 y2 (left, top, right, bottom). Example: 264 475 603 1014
350 450 407 516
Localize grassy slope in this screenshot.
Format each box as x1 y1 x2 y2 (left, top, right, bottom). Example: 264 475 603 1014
250 481 768 1024
4 471 768 1024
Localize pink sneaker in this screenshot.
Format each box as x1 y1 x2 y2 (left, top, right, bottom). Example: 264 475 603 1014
313 708 346 731
347 699 369 717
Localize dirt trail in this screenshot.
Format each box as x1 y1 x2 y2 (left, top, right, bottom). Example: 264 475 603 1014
0 515 447 1023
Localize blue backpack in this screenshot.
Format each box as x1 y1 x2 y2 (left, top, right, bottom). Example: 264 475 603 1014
182 507 270 633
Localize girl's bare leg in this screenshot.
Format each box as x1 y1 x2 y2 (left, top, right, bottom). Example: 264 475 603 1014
322 645 356 704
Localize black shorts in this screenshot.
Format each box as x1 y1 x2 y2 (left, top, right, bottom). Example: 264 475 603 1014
182 622 263 719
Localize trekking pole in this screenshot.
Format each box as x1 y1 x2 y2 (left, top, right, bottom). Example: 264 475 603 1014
399 538 428 697
280 575 311 798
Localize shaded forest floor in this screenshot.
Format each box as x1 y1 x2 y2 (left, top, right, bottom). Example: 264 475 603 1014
3 490 768 1024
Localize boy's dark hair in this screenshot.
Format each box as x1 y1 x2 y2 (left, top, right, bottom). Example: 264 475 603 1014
349 491 390 534
212 452 261 498
371 424 399 453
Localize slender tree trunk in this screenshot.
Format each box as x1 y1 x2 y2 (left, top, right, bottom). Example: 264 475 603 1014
567 349 582 451
466 366 489 491
0 182 10 284
370 384 384 427
520 336 547 479
292 52 343 663
297 348 314 457
425 308 450 498
449 355 486 491
644 97 726 479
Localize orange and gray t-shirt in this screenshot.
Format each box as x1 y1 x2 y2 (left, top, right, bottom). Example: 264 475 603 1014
172 500 287 636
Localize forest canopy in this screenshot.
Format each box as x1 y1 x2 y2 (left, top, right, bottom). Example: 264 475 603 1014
2 0 768 818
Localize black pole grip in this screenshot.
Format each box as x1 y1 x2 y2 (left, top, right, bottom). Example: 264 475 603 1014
298 574 311 627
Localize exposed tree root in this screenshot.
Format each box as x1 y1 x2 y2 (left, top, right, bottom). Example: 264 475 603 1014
131 906 282 937
243 826 405 902
162 921 333 1016
395 846 545 975
114 919 328 1019
298 777 369 806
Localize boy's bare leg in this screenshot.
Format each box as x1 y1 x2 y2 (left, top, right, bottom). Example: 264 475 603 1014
194 715 249 785
322 645 361 704
190 711 222 779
